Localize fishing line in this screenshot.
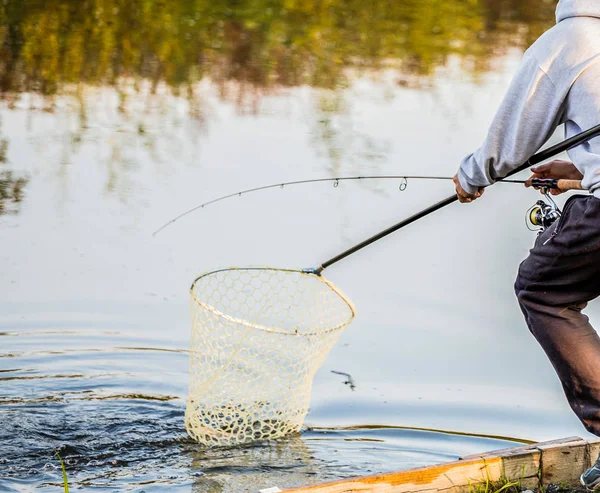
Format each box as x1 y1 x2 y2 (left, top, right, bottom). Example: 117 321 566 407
152 175 526 236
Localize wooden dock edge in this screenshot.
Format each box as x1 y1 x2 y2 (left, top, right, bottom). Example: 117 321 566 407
281 437 600 493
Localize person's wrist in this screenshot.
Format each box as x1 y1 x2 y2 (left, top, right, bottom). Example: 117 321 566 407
457 171 479 195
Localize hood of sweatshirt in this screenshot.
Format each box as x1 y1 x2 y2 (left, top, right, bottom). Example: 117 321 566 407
557 0 600 22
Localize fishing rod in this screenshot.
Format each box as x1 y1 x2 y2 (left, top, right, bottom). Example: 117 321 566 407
310 124 600 275
153 175 528 236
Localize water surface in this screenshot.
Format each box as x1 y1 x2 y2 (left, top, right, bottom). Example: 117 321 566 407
1 1 593 491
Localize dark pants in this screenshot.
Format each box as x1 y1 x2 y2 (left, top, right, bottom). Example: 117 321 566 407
515 195 600 436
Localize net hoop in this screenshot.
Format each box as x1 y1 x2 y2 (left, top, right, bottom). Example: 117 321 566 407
189 267 355 336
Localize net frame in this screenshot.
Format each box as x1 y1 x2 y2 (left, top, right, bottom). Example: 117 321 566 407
185 267 355 447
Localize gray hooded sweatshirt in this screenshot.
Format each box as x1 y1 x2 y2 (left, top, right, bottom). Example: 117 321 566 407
458 0 600 197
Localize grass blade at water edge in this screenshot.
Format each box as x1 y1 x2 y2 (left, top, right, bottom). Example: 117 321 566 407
55 451 69 493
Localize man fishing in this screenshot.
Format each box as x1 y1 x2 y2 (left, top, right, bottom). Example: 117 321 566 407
453 0 600 486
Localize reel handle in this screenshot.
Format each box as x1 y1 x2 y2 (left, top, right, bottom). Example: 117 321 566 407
530 178 584 191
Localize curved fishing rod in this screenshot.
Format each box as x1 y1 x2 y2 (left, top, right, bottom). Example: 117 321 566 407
152 175 525 236
311 123 600 275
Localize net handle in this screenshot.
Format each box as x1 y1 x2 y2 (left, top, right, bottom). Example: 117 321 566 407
313 124 600 275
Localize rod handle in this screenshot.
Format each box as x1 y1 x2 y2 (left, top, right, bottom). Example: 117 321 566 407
557 179 584 191
529 178 585 191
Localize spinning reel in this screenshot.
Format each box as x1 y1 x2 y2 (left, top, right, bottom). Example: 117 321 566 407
526 178 562 231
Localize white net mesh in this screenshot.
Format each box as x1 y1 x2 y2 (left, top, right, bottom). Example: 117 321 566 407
185 267 355 447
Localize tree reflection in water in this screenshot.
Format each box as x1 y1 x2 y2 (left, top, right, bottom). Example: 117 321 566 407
0 0 555 96
0 127 27 216
0 171 28 215
0 0 556 210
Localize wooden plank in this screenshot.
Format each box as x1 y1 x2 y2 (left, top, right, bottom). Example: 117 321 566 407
281 437 593 493
501 450 541 490
460 445 535 462
539 441 587 484
461 437 583 461
283 457 503 493
502 450 540 478
586 438 600 468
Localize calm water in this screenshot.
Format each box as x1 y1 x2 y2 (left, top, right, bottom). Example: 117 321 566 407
1 1 594 491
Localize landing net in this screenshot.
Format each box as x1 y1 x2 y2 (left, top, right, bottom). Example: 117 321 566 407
185 267 355 447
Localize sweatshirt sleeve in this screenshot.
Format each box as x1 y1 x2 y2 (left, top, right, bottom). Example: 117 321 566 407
458 50 563 194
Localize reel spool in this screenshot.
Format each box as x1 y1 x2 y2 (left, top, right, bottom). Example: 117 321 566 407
526 179 562 231
528 199 561 230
